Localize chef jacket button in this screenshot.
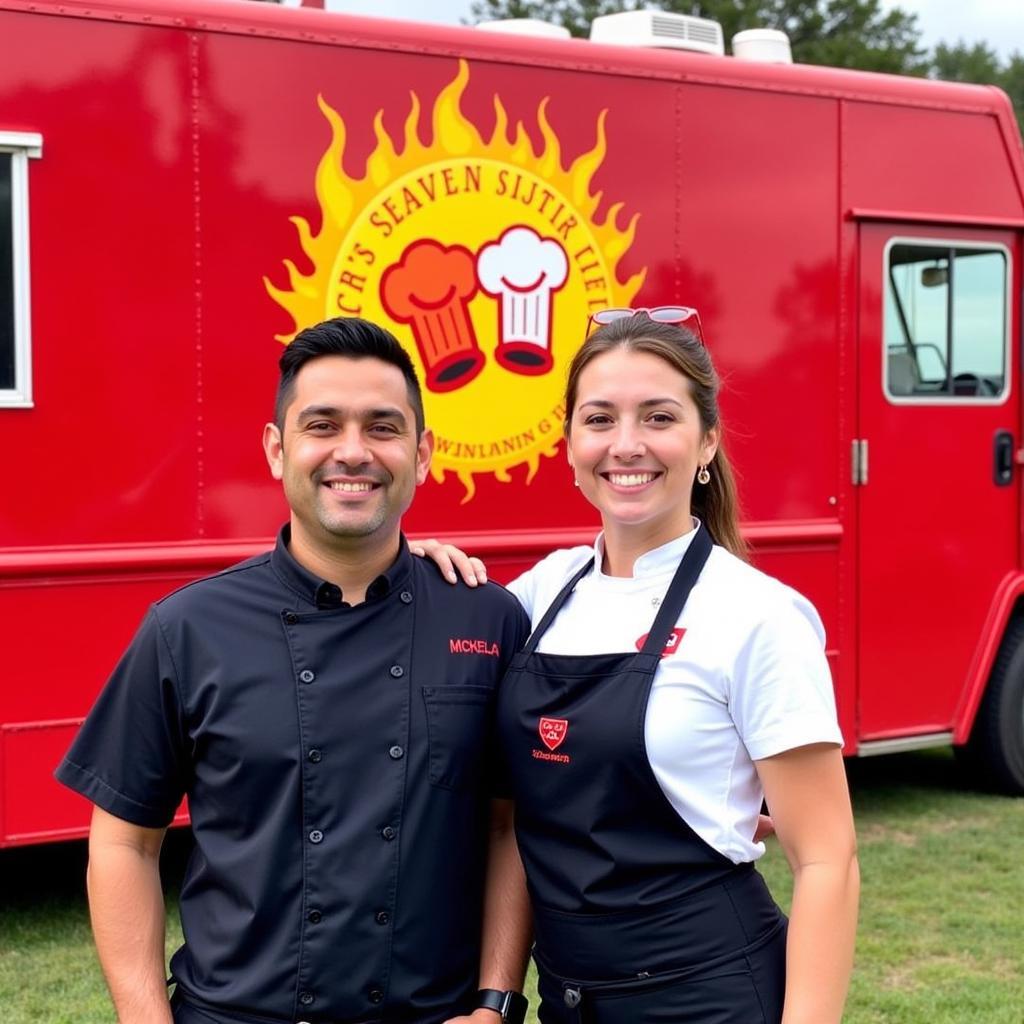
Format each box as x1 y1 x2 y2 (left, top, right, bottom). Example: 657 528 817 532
388 745 404 760
309 829 324 844
400 590 413 604
389 665 404 678
299 991 315 1006
375 910 390 925
368 987 384 1004
283 611 299 625
308 748 322 763
299 669 315 684
381 825 397 841
307 909 322 924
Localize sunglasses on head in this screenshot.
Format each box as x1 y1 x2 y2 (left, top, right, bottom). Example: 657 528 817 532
586 306 705 346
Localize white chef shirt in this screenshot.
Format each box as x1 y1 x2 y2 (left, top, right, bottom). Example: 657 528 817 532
507 524 843 863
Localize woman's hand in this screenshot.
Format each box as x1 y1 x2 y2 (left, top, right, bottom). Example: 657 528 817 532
410 539 488 587
442 1010 506 1024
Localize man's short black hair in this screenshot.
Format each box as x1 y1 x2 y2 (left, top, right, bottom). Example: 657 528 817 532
275 317 425 435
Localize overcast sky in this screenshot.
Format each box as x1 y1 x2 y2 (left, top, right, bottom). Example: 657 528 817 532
881 0 1022 59
326 0 1023 61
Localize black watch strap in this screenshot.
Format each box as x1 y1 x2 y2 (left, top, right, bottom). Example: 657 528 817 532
476 988 528 1024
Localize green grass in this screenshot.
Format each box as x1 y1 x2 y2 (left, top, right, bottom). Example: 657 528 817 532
821 751 1024 1023
2 750 1021 1022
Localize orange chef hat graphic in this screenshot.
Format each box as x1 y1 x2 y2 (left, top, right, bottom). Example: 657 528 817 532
380 240 484 393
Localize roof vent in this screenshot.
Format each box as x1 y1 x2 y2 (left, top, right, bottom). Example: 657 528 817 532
475 19 572 40
589 11 724 56
731 28 793 63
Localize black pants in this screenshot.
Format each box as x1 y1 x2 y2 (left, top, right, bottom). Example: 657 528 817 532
535 919 787 1024
170 990 284 1024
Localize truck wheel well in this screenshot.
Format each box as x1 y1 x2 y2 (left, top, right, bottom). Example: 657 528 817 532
959 611 1024 795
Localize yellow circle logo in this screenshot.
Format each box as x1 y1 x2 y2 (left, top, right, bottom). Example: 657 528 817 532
266 61 644 501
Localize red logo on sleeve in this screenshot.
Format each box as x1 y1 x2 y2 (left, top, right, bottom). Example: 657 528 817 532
538 717 568 751
635 627 686 659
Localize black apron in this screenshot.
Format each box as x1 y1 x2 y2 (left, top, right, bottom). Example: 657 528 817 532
498 528 787 1023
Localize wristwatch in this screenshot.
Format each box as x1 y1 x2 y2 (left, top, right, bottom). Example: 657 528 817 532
476 988 528 1024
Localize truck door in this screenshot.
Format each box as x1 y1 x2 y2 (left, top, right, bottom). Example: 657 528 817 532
856 222 1020 743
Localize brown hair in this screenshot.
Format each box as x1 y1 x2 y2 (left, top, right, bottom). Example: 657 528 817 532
564 314 747 560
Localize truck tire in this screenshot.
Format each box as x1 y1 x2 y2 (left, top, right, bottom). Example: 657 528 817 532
960 617 1024 795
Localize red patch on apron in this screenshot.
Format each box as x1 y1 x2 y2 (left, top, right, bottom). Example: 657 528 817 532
538 717 569 751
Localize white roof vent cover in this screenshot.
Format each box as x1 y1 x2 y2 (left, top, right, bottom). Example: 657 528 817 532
590 11 724 56
732 28 793 63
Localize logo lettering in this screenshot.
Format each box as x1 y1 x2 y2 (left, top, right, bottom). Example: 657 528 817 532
449 638 501 657
532 748 570 765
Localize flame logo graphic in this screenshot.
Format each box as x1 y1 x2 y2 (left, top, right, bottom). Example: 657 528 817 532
265 60 644 501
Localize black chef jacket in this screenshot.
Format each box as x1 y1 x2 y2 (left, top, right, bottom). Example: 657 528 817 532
56 527 530 1024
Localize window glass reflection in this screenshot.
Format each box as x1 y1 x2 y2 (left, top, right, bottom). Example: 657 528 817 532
885 243 1006 399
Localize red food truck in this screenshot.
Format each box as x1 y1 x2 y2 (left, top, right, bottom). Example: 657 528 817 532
1 0 1023 847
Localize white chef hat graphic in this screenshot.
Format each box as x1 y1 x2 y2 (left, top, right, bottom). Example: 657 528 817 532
476 225 569 376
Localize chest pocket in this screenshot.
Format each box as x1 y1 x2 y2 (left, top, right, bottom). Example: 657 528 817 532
422 686 493 792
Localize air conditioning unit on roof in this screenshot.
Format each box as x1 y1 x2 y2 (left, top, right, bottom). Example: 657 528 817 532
589 11 725 56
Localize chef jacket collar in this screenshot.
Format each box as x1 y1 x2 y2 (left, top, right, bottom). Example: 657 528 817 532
270 524 413 608
592 517 703 580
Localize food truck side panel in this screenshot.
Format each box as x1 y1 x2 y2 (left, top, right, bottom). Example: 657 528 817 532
841 98 1023 743
1 0 1022 844
0 9 199 843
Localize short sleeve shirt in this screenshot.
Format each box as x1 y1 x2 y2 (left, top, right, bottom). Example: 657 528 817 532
56 527 529 1023
508 527 842 863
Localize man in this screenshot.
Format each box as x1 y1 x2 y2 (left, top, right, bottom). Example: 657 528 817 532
56 317 532 1024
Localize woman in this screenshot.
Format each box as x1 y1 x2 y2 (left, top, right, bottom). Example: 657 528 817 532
422 309 858 1023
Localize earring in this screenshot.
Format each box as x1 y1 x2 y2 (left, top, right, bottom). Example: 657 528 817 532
697 464 711 485
573 479 580 487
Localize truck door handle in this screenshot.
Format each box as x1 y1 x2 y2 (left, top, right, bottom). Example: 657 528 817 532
994 430 1014 486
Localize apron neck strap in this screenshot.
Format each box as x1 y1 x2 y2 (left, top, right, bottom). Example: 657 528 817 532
522 527 714 658
522 557 596 655
639 526 713 657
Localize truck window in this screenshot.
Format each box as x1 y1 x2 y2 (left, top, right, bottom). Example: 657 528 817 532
0 153 14 392
0 132 41 407
884 241 1008 401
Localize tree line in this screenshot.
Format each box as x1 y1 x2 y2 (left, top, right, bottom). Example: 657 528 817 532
469 0 1024 134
